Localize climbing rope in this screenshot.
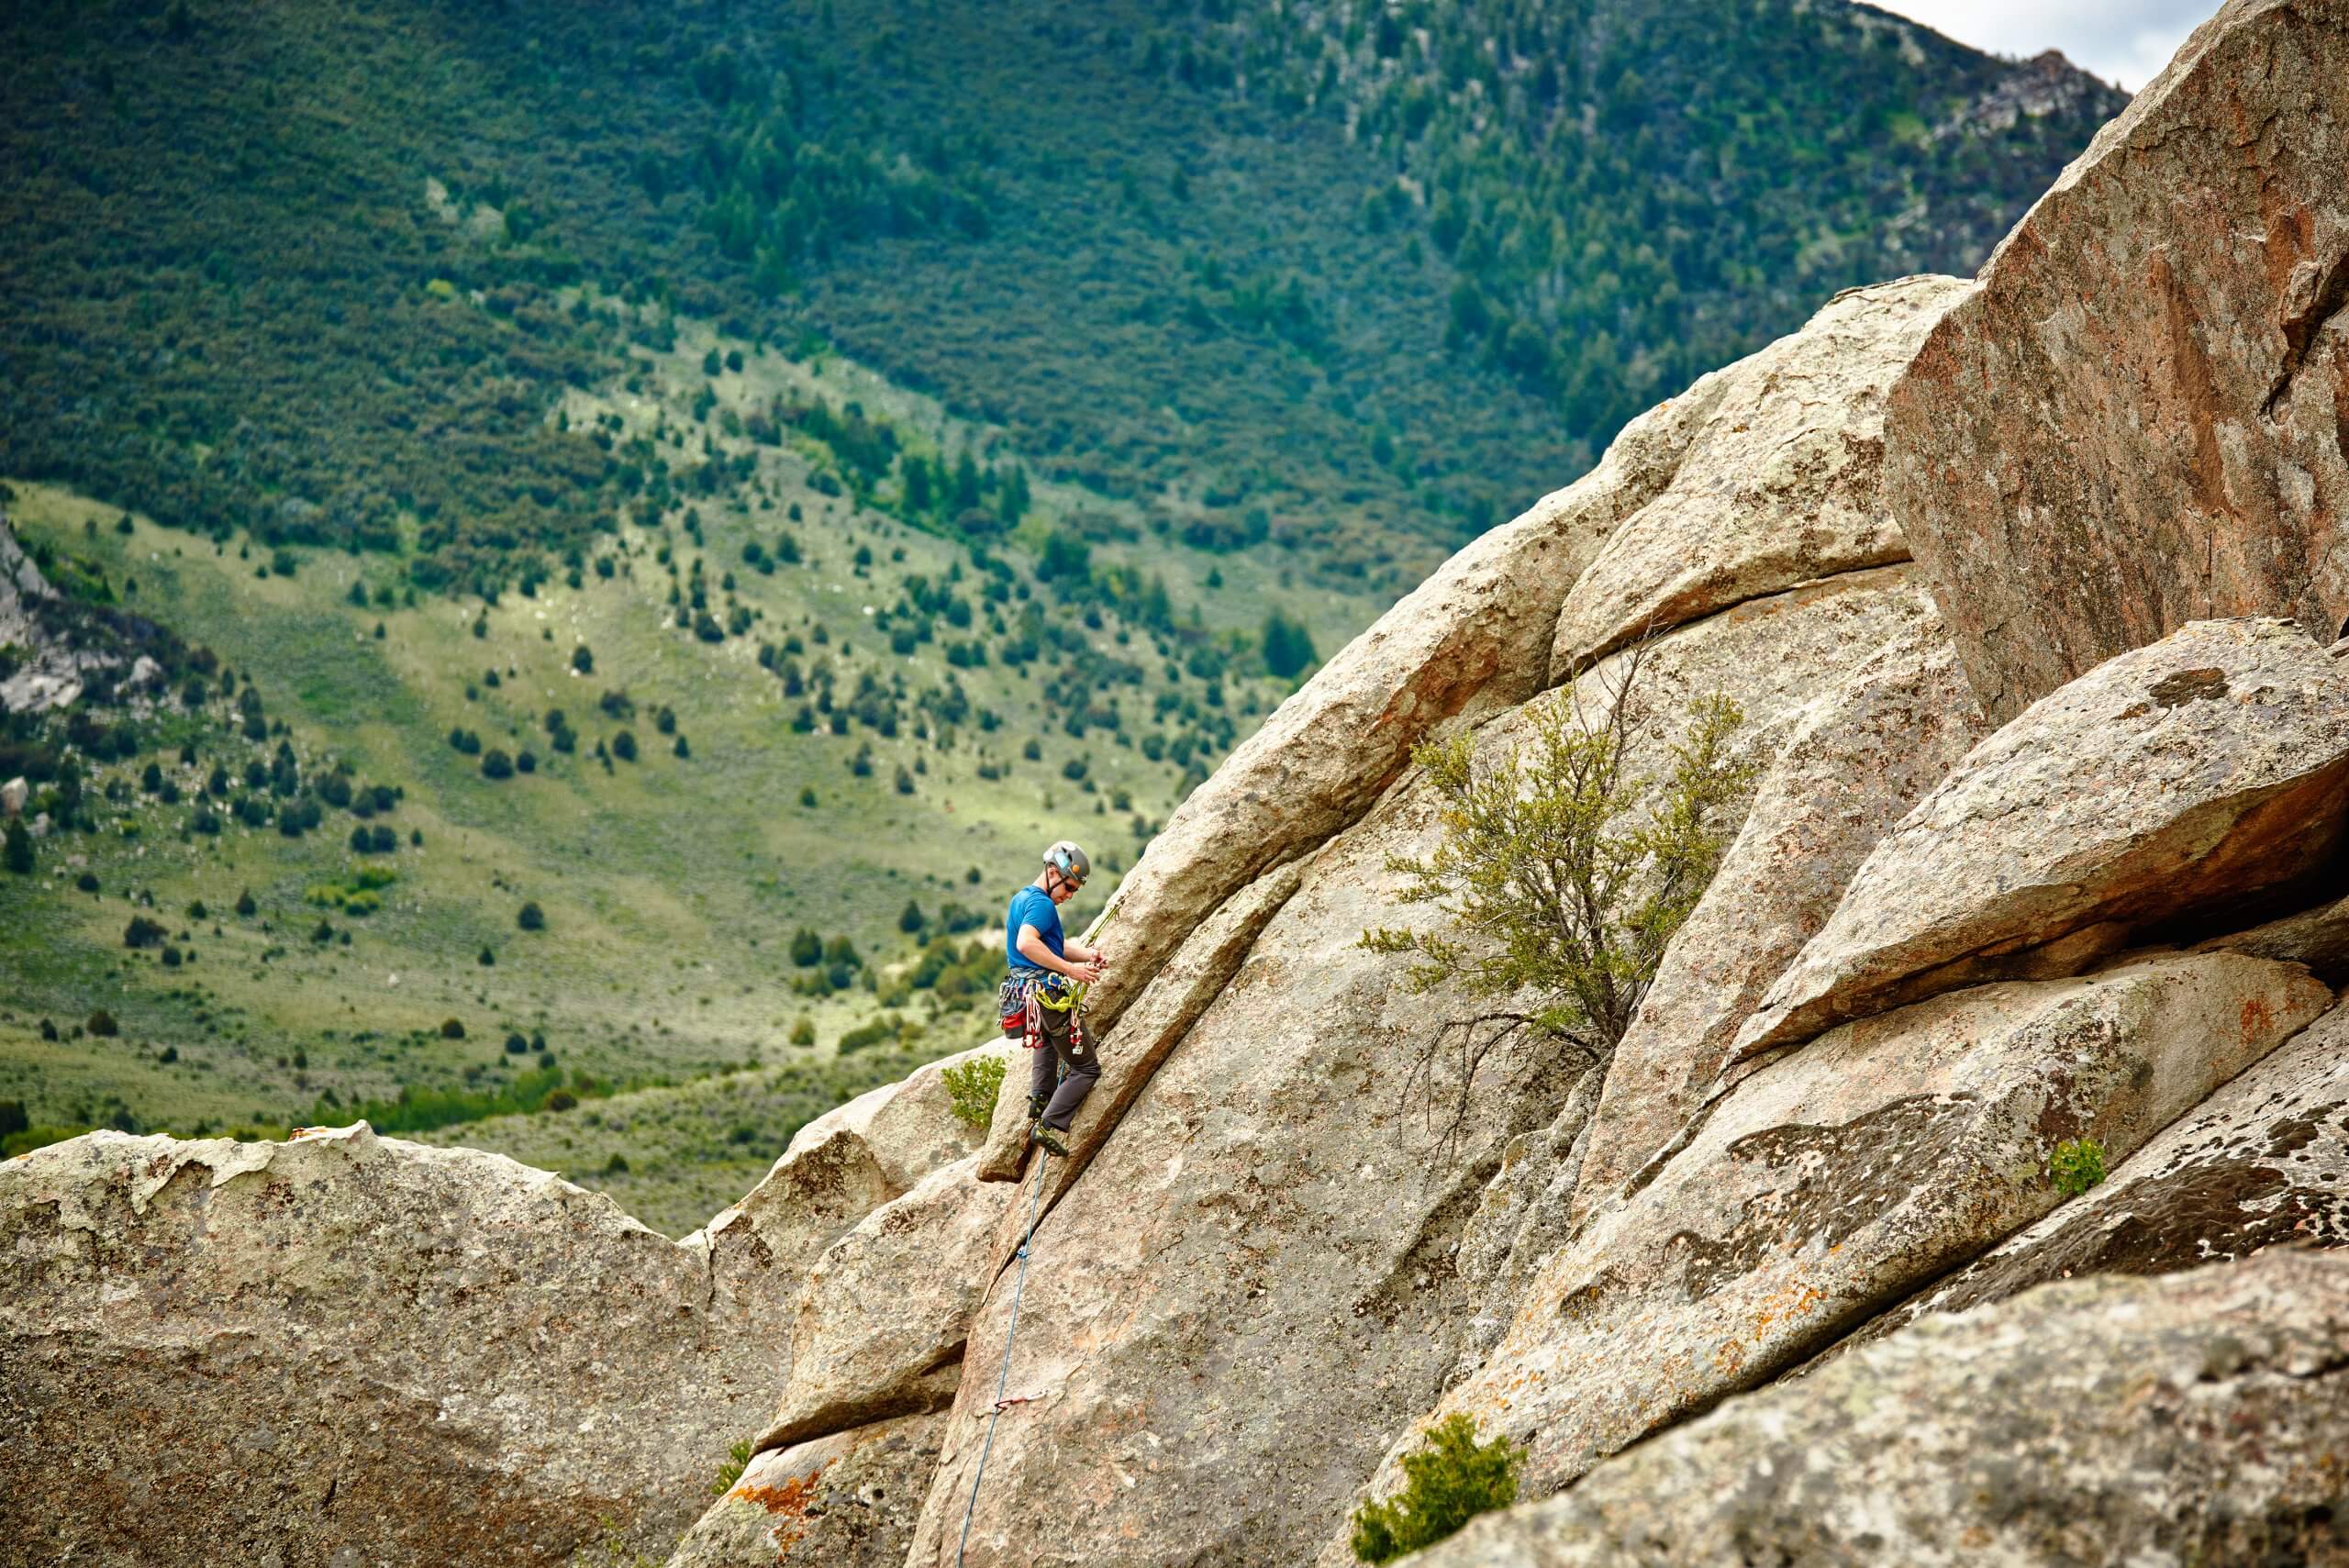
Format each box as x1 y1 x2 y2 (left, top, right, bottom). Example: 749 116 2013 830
954 1142 1053 1568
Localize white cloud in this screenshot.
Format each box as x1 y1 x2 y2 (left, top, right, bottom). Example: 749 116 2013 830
1868 0 2212 90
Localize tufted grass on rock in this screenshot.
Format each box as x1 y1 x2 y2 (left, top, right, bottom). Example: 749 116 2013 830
1350 1413 1524 1564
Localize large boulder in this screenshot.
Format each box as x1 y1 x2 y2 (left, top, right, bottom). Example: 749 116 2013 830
900 737 1580 1568
1549 274 1969 676
1410 1250 2349 1568
1732 617 2349 1060
1856 995 2349 1344
667 1411 945 1568
1352 951 2329 1519
754 1156 1014 1454
1883 0 2349 722
0 1123 806 1567
693 1039 1004 1300
896 566 1942 1568
1570 623 1987 1214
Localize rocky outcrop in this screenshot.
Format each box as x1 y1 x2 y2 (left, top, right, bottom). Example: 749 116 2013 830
975 862 1302 1184
0 1124 802 1567
1410 1250 2349 1567
1884 0 2349 722
903 747 1581 1568
755 1156 1014 1453
669 1411 945 1568
1357 951 2330 1515
1855 996 2349 1345
1074 448 1645 1039
1548 275 1967 674
1732 618 2349 1060
902 563 1942 1568
695 1040 1005 1298
1570 624 1987 1212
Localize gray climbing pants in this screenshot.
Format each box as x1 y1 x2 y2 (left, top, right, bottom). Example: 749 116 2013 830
1028 998 1099 1131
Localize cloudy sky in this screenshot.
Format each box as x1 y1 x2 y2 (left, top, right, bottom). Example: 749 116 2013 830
1873 0 2210 90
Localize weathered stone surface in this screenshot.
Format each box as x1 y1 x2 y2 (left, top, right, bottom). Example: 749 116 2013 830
902 742 1582 1568
1858 996 2349 1347
1884 0 2349 723
669 1412 945 1568
1353 952 2330 1518
0 1122 806 1567
1571 623 1987 1214
1453 1070 1604 1370
1561 566 1938 792
2197 889 2349 983
1733 618 2349 1059
1550 275 1968 675
1410 1250 2349 1568
1073 370 1739 1039
755 1156 1014 1453
695 1039 1004 1296
975 862 1302 1184
899 571 1939 1568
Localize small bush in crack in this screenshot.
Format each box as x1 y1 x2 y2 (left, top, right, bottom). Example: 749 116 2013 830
2049 1136 2107 1198
942 1052 1008 1131
1350 1413 1525 1563
1360 643 1757 1164
710 1438 753 1496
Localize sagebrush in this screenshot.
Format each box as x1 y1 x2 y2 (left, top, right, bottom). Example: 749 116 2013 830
1362 649 1757 1160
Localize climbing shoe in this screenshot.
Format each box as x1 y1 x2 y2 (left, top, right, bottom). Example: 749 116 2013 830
1030 1125 1071 1158
1027 1093 1050 1122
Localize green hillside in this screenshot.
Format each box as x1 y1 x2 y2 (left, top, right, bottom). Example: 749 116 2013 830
0 0 2125 1227
1 0 2119 592
0 318 1358 1222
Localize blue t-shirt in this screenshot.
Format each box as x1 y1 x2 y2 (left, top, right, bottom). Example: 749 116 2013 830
1005 884 1063 973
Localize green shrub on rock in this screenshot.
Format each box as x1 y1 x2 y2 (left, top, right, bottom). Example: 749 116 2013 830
942 1054 1008 1130
1350 1414 1524 1564
2049 1136 2107 1198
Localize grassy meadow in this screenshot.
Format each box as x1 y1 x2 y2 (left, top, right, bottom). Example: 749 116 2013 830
0 320 1382 1229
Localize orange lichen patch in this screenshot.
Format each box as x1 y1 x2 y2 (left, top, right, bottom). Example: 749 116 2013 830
736 1471 822 1518
2241 996 2275 1045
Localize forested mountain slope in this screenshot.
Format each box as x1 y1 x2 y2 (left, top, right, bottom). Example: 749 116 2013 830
1 0 2120 592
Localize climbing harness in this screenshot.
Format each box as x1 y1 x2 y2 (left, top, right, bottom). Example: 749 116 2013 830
997 971 1087 1052
954 1142 1054 1568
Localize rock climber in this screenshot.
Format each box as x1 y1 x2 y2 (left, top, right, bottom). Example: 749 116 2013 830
1002 839 1108 1158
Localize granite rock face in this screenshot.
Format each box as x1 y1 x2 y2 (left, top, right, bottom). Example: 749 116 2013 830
755 1156 1014 1453
901 746 1583 1568
1884 0 2349 722
1857 995 2349 1345
667 1412 945 1568
695 1039 1004 1296
1733 618 2349 1059
1549 275 1968 675
1354 952 2330 1517
1410 1250 2349 1568
0 1124 804 1567
1571 623 1987 1214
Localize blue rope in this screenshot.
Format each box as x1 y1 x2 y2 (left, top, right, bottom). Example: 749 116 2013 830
955 1144 1053 1568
